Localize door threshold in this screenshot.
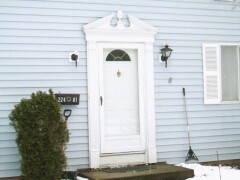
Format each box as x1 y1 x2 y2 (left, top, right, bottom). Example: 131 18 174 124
100 151 145 157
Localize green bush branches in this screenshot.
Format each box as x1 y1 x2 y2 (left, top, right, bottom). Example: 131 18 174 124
9 90 69 180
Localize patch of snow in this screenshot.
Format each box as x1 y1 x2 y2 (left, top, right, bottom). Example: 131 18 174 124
178 163 240 180
76 176 89 180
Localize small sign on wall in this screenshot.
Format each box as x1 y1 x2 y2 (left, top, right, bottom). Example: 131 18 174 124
55 94 80 105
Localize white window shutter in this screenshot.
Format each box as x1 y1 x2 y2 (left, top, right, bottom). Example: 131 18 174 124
202 44 221 104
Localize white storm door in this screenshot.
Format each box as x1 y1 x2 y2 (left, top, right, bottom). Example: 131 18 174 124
100 46 145 154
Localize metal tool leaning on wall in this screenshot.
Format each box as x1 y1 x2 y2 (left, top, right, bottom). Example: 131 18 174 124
182 87 199 163
61 109 72 151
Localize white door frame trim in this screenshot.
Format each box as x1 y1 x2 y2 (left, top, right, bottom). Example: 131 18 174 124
83 10 157 168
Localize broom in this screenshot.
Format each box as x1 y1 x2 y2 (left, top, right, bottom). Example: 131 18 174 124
182 88 199 162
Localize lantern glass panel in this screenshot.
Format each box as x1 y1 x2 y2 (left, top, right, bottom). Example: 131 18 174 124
166 50 172 57
161 51 165 57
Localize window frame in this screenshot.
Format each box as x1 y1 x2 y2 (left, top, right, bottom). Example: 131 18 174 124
203 43 240 104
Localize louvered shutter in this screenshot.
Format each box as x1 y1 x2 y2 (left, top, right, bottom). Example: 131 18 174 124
202 44 221 104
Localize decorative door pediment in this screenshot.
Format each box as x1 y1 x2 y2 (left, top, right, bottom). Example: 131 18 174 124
83 10 157 42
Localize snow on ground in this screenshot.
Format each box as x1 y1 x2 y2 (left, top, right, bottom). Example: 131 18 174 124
77 176 88 180
76 177 88 180
178 163 240 180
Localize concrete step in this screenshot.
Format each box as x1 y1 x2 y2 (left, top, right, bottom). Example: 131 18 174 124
78 163 194 180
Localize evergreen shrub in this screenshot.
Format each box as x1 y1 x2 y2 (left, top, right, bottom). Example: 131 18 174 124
9 90 69 180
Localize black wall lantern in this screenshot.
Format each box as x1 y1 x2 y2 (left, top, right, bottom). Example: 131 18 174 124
160 45 173 67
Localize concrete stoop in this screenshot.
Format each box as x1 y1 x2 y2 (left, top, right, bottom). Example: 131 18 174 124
78 164 194 180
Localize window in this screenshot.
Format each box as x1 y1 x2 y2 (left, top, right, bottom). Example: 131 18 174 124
106 49 131 61
203 44 240 104
221 46 239 101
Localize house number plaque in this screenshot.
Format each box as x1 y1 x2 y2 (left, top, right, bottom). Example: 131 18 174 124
55 94 80 105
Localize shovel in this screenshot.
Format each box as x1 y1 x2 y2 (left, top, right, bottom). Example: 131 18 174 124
61 109 72 151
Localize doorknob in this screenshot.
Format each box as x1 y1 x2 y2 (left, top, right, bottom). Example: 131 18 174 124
100 96 103 106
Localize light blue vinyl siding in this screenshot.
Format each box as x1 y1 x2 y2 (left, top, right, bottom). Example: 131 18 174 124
0 0 89 177
0 0 240 178
151 0 240 164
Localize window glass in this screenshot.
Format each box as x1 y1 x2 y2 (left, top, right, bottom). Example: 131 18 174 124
221 46 238 101
106 49 131 61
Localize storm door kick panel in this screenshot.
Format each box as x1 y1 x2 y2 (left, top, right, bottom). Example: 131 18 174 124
100 48 145 154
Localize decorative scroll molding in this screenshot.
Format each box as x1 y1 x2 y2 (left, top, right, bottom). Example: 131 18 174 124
83 10 157 43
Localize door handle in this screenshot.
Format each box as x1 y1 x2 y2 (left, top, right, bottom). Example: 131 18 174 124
100 96 103 106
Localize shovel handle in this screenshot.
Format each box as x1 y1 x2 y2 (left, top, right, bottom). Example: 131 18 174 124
183 88 186 96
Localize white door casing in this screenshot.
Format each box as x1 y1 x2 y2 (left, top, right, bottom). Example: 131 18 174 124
83 10 157 168
99 45 145 154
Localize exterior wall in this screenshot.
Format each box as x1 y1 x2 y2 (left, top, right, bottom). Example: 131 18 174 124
0 0 240 178
152 0 240 164
0 0 90 177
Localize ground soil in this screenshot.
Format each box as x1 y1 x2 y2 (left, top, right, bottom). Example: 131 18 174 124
201 159 240 169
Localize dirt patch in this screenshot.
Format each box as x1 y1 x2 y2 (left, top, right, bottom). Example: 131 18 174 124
0 177 21 180
201 159 240 169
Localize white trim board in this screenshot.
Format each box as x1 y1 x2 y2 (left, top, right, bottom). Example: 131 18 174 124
83 10 157 168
